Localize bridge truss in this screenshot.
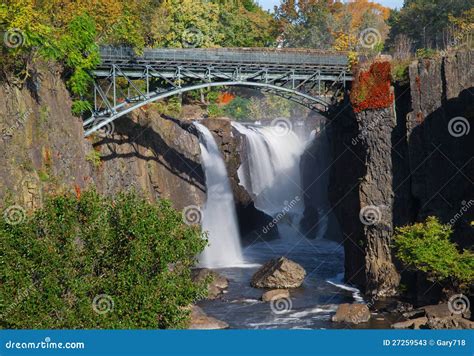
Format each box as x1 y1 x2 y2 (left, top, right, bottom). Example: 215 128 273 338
83 47 352 137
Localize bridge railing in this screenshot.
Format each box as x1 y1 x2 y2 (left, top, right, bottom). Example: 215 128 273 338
98 46 349 68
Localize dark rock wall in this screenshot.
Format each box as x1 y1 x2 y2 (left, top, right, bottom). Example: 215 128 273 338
327 50 473 297
0 63 205 212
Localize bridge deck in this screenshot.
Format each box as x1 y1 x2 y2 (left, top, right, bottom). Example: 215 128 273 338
97 47 350 76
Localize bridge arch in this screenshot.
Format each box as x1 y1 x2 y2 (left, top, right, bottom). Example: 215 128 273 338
83 47 352 136
84 81 331 137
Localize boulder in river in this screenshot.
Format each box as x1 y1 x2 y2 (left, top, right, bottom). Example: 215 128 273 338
261 289 290 302
192 268 229 300
251 257 306 289
332 303 371 324
187 305 229 330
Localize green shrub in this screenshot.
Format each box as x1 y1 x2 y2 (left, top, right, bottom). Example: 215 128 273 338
391 60 411 85
224 96 250 121
393 216 474 285
85 150 102 168
207 103 224 118
0 190 207 329
415 48 438 59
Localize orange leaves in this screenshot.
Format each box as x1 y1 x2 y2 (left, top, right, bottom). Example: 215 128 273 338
350 61 394 113
217 92 235 105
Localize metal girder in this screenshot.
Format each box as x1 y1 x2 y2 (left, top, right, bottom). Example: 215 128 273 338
84 49 351 136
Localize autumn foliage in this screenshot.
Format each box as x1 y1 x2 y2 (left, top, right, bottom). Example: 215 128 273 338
350 61 394 113
217 92 235 105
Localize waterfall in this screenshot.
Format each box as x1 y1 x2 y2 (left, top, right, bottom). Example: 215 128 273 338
194 123 244 268
232 122 306 218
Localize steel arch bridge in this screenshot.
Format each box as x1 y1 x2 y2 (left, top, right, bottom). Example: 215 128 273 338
83 46 353 137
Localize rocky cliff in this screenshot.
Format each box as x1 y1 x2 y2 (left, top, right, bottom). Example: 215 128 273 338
0 62 205 214
328 50 473 299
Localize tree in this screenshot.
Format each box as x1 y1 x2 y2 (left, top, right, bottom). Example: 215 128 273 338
387 0 473 50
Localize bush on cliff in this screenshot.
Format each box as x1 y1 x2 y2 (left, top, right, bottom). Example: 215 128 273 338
393 216 474 286
0 191 207 329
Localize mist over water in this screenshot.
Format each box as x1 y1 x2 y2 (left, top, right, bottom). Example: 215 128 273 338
194 123 244 268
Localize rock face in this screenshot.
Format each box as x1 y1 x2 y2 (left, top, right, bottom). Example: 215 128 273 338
0 62 206 214
192 269 229 300
332 304 371 324
251 257 306 289
328 50 473 298
188 305 229 330
261 289 290 302
391 303 474 330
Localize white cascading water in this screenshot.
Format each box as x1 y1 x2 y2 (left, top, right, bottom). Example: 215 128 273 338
232 122 306 218
194 123 244 268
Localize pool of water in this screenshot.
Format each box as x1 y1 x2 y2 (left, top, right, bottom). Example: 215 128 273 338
198 223 394 329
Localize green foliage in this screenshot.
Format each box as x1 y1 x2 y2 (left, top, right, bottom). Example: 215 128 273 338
415 48 438 59
207 103 224 118
387 0 472 50
0 190 207 329
391 60 410 84
154 97 182 117
85 150 102 168
71 100 93 116
393 216 474 285
223 96 250 121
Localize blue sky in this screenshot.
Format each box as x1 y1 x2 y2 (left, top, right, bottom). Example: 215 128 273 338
257 0 405 11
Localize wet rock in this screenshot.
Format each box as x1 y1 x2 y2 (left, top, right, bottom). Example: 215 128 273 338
426 316 474 329
192 269 228 300
332 303 371 324
423 303 473 329
392 317 428 329
402 309 426 319
188 305 229 330
261 289 290 302
251 257 306 289
392 303 474 329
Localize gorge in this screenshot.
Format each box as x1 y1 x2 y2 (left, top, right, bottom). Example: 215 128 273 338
0 50 472 329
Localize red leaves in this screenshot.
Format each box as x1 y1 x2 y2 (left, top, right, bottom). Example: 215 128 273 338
350 61 394 113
